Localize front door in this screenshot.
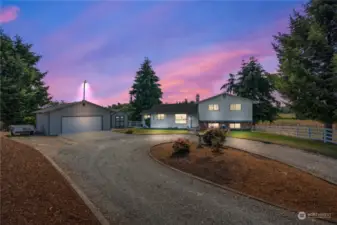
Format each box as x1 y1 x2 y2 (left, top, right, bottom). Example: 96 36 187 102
115 115 125 128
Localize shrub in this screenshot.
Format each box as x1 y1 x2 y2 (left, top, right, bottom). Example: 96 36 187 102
145 118 151 128
23 116 35 125
202 128 228 151
172 138 191 155
125 129 133 134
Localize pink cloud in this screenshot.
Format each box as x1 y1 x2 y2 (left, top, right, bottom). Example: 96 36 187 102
0 6 19 23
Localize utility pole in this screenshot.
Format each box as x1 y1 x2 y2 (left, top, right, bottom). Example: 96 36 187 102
83 80 87 101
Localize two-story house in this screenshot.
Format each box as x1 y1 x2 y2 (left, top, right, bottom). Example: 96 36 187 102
141 93 253 130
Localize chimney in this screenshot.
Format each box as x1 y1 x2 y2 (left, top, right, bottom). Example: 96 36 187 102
196 94 200 103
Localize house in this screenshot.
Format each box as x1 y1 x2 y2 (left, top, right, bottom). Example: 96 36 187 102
141 103 198 129
141 93 253 130
35 100 128 135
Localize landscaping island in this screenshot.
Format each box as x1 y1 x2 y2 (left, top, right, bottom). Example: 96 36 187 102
0 137 101 225
151 142 337 220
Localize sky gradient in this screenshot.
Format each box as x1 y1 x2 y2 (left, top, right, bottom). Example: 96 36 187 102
1 1 306 106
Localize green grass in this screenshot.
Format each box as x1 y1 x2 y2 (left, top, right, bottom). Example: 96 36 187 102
278 113 296 119
112 128 190 135
228 131 337 159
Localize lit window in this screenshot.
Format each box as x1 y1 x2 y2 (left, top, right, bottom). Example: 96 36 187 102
229 123 241 129
144 114 151 119
175 114 187 124
208 104 219 111
156 114 165 120
208 123 219 128
230 104 241 111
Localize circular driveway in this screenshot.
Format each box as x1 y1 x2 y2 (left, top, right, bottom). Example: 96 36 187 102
42 132 327 225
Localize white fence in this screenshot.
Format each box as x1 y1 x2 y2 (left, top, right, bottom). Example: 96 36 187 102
254 125 337 144
128 121 142 128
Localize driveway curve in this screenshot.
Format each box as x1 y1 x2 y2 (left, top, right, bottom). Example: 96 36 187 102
32 132 331 225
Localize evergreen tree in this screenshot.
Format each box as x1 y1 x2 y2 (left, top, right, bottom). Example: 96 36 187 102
0 29 51 126
129 57 163 120
221 57 279 123
273 0 337 129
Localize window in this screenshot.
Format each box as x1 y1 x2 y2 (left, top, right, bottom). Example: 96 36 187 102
208 123 219 128
144 114 150 119
229 123 241 129
156 114 165 120
208 104 219 111
230 104 241 111
175 114 187 124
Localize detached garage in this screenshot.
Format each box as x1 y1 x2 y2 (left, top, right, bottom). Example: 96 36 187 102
35 100 112 135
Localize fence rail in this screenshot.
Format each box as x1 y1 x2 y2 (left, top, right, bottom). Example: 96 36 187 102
254 125 337 144
128 121 142 128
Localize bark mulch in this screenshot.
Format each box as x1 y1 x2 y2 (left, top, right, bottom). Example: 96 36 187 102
0 137 101 225
151 143 337 220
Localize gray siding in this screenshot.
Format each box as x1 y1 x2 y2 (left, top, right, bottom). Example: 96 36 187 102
198 95 253 122
49 102 111 135
36 113 49 135
111 112 129 128
150 113 198 129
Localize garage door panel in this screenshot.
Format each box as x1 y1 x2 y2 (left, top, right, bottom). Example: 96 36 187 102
62 116 102 134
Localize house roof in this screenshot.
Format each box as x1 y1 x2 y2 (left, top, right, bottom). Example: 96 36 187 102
34 100 112 113
142 103 198 114
199 93 253 103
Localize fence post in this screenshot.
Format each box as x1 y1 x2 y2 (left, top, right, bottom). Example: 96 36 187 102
323 129 327 143
308 127 311 139
296 124 299 137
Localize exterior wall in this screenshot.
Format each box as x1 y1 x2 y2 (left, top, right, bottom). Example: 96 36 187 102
198 95 253 122
150 113 198 129
199 121 252 130
49 102 111 135
111 112 129 128
35 113 49 135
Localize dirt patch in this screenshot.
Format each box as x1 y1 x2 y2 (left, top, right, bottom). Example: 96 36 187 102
0 137 101 225
151 143 337 220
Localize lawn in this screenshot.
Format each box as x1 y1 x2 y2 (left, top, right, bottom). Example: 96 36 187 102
113 128 190 135
228 131 337 159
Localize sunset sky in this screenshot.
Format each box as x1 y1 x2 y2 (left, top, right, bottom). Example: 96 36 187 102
1 1 305 106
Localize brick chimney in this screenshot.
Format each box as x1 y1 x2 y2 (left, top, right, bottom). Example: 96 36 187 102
196 94 200 103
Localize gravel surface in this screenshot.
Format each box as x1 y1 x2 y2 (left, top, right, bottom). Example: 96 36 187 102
15 132 334 225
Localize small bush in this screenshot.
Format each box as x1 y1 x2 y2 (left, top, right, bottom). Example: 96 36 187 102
125 129 133 134
172 138 191 155
202 128 228 151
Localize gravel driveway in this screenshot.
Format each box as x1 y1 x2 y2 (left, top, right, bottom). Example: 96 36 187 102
16 132 333 225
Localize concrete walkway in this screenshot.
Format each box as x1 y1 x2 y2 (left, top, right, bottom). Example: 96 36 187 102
225 137 337 185
14 132 334 225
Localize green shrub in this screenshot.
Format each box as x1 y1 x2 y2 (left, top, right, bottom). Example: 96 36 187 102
145 118 151 127
202 128 228 151
172 138 191 155
23 116 35 125
125 129 134 134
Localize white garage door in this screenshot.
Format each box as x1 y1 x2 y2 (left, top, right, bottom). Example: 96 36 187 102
62 116 102 134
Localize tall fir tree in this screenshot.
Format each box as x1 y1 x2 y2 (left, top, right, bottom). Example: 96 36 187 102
221 57 279 124
273 0 337 129
129 57 163 120
0 29 51 126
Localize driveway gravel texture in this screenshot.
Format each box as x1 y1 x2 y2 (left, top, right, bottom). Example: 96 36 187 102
14 132 336 225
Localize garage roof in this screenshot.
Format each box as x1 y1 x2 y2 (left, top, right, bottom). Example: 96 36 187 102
34 100 112 113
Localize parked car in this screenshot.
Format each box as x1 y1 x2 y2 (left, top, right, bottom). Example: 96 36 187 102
9 125 35 136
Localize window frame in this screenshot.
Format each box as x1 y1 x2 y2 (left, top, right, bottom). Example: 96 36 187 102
229 123 241 129
156 114 165 120
175 114 187 124
230 104 242 111
208 104 219 111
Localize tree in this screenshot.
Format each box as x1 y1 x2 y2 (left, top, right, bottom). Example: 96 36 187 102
108 102 133 113
0 29 51 126
273 0 337 129
129 57 163 120
221 57 279 124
